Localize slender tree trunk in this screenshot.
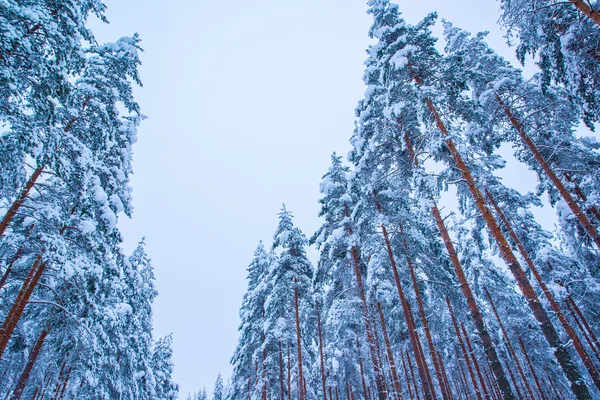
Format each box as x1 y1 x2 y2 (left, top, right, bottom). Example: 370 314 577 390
346 381 352 400
262 340 268 400
446 298 483 400
487 189 600 390
357 338 370 400
565 295 600 358
457 359 471 399
11 328 49 400
411 79 590 398
484 287 536 400
565 299 600 365
56 367 72 400
294 281 305 400
0 249 23 290
495 94 600 250
372 200 434 400
563 173 600 222
517 336 548 400
279 342 286 400
0 255 46 358
503 359 524 400
345 205 388 400
370 305 389 397
335 375 339 400
317 303 328 400
400 227 449 400
288 346 292 400
406 350 422 400
435 351 453 400
403 133 514 399
402 351 416 400
375 295 404 399
0 167 44 238
51 359 68 400
460 323 490 398
568 0 600 25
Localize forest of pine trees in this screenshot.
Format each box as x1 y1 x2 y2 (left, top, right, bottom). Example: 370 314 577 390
227 0 600 399
0 1 177 398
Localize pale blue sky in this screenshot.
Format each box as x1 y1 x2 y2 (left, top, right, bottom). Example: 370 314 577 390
90 1 544 397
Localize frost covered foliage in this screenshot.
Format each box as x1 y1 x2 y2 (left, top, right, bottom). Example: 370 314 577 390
0 1 176 399
227 1 600 399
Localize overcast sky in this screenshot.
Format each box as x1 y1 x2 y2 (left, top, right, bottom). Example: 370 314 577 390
89 0 547 397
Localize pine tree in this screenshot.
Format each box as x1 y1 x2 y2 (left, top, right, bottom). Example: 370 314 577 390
213 372 224 400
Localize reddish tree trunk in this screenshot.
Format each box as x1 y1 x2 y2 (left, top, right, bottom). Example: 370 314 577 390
457 360 471 399
345 205 388 400
317 303 328 400
0 167 44 238
435 351 453 400
460 323 490 399
372 203 434 400
406 350 422 400
404 133 514 400
402 351 416 400
279 342 285 400
446 298 483 400
563 173 600 222
0 255 45 358
496 94 600 250
487 190 600 390
565 295 600 359
502 359 524 400
411 80 589 397
288 346 292 400
375 296 404 399
356 338 370 400
483 287 536 400
565 299 600 365
294 281 305 400
11 328 49 400
517 336 548 400
569 0 600 25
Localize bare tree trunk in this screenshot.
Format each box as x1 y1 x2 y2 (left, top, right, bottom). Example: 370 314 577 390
0 167 44 238
375 295 404 399
565 295 600 359
435 351 453 400
460 323 490 398
446 298 483 400
0 255 46 358
357 337 371 400
495 94 600 250
503 359 524 400
457 360 471 399
406 349 422 400
402 351 416 400
371 200 434 400
56 367 72 400
517 336 548 400
484 287 536 400
11 328 49 400
563 173 600 222
0 249 23 290
403 133 514 400
568 0 600 25
279 342 286 400
487 190 600 390
294 281 305 400
410 77 589 397
288 346 292 399
317 303 328 400
345 205 388 400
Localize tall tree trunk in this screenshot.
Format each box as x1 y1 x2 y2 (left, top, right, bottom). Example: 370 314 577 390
460 323 490 399
457 359 471 399
0 167 44 238
0 255 46 358
565 295 600 359
410 77 590 398
11 328 49 400
568 0 600 25
406 349 422 400
403 133 514 399
0 248 23 290
565 299 600 365
357 338 370 400
399 224 449 400
486 189 600 390
375 294 404 399
502 359 524 400
435 351 453 400
563 173 600 222
262 339 268 400
446 298 483 400
345 205 388 399
279 342 286 400
294 280 305 400
517 336 548 400
371 198 434 400
402 351 416 400
484 287 536 400
55 367 72 400
288 346 292 400
495 94 600 250
316 303 328 400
